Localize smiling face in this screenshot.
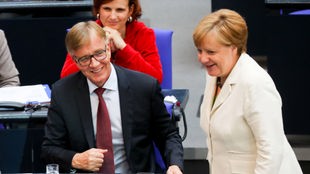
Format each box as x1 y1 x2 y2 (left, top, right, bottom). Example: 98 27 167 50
98 0 133 33
193 9 249 80
73 30 111 87
197 29 239 79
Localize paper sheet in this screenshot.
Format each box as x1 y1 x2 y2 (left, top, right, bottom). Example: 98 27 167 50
0 84 51 105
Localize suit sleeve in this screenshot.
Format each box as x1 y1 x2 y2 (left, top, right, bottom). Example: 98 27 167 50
151 81 184 171
244 77 285 174
41 83 78 172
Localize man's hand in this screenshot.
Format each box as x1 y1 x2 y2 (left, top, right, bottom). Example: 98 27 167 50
71 148 108 172
166 165 183 174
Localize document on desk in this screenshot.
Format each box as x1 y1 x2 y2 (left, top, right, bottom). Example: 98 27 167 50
0 84 51 109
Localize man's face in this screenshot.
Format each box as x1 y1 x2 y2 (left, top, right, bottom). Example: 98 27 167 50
72 31 111 87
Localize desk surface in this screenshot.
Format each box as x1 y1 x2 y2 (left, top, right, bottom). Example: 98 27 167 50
0 110 33 122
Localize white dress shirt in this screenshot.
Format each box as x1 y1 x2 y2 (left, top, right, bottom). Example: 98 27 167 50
88 63 130 174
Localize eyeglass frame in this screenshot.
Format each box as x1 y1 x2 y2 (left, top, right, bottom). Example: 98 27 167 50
73 49 107 67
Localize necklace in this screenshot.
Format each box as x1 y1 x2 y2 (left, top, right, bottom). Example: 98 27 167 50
216 77 223 88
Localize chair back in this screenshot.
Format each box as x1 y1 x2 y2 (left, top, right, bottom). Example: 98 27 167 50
154 28 173 89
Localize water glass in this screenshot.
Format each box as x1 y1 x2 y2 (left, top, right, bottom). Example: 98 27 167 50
46 163 59 174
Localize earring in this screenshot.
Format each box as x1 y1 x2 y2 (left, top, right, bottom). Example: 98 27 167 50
96 13 100 19
127 16 133 23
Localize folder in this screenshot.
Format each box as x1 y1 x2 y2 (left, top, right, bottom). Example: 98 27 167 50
0 84 51 110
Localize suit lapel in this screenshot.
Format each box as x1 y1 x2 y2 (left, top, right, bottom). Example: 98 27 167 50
204 76 216 116
211 54 245 115
211 82 232 114
75 73 96 148
200 75 216 133
114 66 132 154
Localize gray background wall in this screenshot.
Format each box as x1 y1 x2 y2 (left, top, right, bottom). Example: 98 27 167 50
140 0 211 148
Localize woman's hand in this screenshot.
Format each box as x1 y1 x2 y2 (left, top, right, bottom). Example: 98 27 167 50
103 26 126 53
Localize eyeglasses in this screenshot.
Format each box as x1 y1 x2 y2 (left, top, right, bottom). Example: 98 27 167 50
74 49 107 67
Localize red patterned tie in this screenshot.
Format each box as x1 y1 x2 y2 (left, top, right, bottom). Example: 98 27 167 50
94 87 115 174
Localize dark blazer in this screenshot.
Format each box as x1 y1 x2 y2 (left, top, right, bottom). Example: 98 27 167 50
41 65 183 173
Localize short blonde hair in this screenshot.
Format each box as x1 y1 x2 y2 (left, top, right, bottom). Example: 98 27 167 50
65 21 106 54
193 9 248 56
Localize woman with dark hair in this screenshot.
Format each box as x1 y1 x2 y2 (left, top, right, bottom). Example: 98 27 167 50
60 0 163 83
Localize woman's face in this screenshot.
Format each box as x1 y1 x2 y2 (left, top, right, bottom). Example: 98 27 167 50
98 0 133 32
197 30 238 79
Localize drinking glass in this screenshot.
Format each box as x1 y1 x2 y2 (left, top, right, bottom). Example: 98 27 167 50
46 163 59 174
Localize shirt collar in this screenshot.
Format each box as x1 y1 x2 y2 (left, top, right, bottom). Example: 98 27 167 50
87 63 118 94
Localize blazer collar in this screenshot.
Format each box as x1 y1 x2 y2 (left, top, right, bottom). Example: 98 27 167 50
210 53 248 113
211 78 231 114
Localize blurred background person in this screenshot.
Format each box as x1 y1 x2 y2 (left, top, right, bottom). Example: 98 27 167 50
60 0 163 83
0 29 20 130
0 29 20 87
193 9 302 174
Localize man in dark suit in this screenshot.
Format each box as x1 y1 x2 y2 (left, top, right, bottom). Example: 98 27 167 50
41 21 183 174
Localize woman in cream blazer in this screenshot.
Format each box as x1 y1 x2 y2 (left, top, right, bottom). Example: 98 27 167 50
193 9 302 174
